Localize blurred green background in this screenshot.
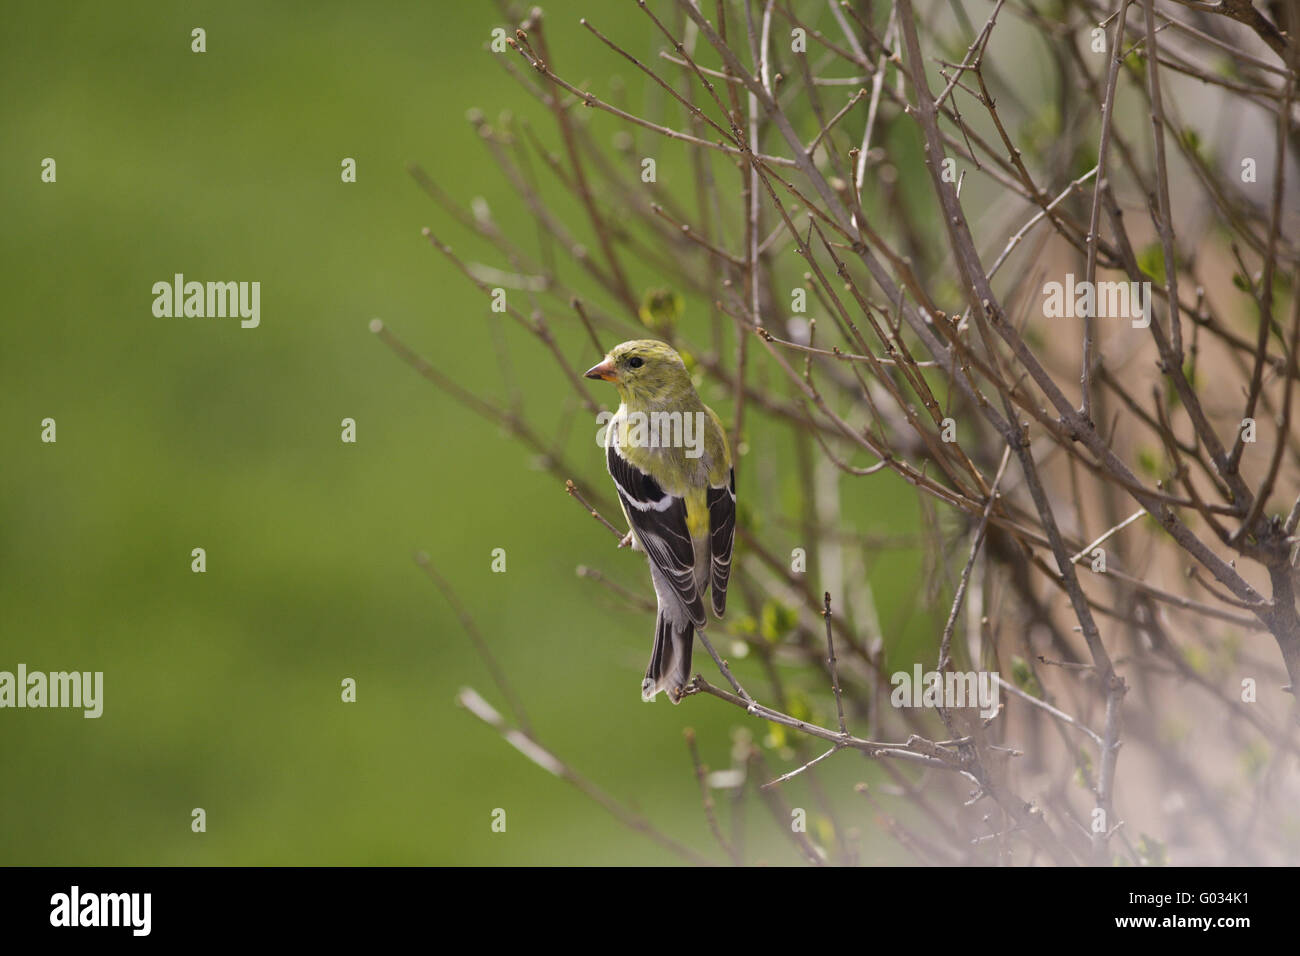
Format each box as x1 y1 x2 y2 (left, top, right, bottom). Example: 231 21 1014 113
0 0 934 864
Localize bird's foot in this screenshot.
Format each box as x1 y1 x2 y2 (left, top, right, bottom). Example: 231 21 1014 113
618 530 641 551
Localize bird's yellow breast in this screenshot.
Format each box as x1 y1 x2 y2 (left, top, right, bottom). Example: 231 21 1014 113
684 488 709 537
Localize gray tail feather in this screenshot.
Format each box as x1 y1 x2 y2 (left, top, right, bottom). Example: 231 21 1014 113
642 610 694 704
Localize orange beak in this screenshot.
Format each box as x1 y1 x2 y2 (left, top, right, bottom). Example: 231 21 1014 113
584 358 618 382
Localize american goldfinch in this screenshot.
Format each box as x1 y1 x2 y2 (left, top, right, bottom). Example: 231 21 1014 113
585 340 736 703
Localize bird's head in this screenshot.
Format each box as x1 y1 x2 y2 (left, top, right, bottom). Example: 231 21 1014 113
584 339 690 405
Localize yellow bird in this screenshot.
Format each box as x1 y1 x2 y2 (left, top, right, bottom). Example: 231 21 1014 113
585 340 736 702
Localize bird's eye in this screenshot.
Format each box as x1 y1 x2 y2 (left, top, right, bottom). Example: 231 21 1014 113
628 356 644 369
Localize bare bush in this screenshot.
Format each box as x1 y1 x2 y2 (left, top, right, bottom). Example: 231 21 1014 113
379 0 1300 865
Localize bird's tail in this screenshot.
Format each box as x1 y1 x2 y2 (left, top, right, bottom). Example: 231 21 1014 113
642 609 694 704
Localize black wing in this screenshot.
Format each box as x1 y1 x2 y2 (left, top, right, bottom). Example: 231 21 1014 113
607 443 706 627
707 467 736 616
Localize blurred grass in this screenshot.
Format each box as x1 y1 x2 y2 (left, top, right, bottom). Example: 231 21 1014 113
0 0 931 864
